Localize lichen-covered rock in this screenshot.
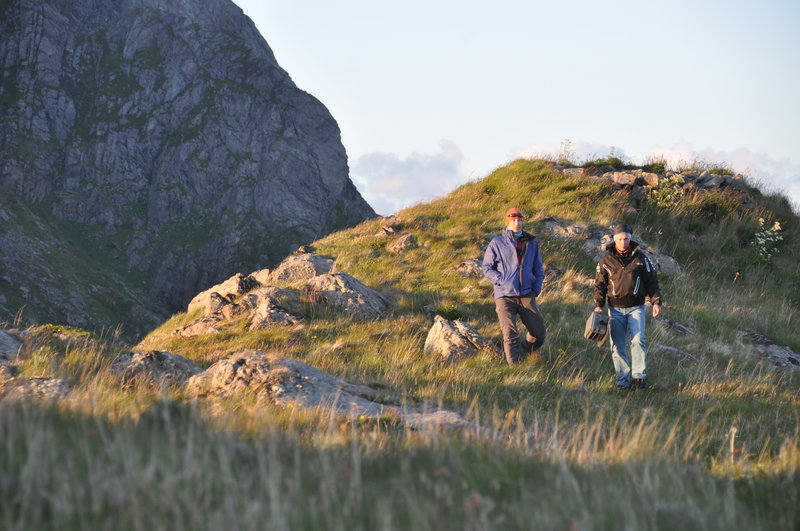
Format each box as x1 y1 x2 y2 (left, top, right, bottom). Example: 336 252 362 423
539 217 587 239
186 350 383 415
108 350 203 388
268 254 334 285
388 234 418 253
740 331 800 371
449 259 484 279
187 349 478 431
305 273 388 320
424 315 499 363
3 378 71 402
173 314 225 338
187 273 261 314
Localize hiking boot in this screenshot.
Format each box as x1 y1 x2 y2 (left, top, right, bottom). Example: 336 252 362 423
633 378 648 390
615 381 630 391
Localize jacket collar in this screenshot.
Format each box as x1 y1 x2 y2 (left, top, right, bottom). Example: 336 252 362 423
503 229 534 242
605 240 639 256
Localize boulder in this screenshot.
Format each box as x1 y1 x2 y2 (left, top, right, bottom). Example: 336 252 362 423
0 330 22 361
424 315 499 363
374 225 399 237
0 360 16 394
639 248 682 276
268 253 334 285
187 273 261 314
173 314 225 338
607 171 638 186
3 378 71 402
449 259 484 279
388 234 418 253
248 287 305 316
250 301 303 330
305 273 389 320
740 331 800 371
539 217 587 239
187 350 386 415
641 172 660 188
187 350 477 431
108 350 203 388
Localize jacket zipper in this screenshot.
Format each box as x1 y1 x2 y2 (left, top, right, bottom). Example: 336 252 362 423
518 236 528 296
633 276 640 296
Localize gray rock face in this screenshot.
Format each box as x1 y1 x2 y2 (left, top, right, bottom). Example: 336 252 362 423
108 350 203 388
424 315 499 363
305 273 389 321
0 0 375 327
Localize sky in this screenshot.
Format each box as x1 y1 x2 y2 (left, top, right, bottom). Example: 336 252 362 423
232 0 800 215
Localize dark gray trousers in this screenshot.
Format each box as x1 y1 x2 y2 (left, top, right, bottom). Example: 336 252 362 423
495 295 546 364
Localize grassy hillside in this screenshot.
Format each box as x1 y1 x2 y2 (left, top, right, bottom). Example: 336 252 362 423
2 159 798 529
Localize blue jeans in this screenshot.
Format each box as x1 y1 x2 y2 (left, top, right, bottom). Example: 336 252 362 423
608 305 647 386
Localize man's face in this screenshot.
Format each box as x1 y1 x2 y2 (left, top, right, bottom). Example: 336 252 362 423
506 216 523 232
614 232 631 251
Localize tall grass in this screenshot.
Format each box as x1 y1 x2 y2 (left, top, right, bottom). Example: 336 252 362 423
3 158 799 528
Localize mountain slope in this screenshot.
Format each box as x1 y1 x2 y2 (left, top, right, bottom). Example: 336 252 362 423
0 0 375 332
2 158 799 528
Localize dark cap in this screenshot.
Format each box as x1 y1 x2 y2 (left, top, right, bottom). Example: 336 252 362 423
613 223 633 235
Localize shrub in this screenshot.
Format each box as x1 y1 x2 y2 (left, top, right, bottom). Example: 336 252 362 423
435 303 462 320
752 218 783 264
646 175 684 209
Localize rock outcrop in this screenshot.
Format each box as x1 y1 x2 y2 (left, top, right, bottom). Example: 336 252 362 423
0 0 375 329
305 273 389 321
740 331 800 371
424 315 499 363
0 330 22 361
108 350 203 388
187 350 476 431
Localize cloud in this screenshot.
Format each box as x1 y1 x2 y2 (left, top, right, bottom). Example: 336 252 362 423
351 141 465 215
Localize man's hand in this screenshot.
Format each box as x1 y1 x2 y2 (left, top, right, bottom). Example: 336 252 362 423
594 307 603 313
652 305 661 317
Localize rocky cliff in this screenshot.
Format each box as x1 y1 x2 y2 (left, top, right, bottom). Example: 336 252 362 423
0 0 375 331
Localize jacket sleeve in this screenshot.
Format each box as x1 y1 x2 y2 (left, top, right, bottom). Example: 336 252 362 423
593 258 608 308
643 254 662 306
531 241 544 296
482 240 501 285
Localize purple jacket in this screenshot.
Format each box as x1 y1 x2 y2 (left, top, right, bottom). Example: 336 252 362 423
482 229 545 299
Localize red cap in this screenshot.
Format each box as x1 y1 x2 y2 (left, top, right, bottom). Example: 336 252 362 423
505 208 524 221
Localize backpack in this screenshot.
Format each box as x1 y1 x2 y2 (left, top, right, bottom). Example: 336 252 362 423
584 311 609 343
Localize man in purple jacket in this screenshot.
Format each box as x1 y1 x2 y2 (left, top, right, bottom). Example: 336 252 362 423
482 208 547 364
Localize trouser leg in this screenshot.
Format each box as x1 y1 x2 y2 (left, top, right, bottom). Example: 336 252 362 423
608 306 631 385
628 305 647 380
519 295 546 351
495 297 525 364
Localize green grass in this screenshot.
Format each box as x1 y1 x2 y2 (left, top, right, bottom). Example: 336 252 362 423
3 158 799 528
